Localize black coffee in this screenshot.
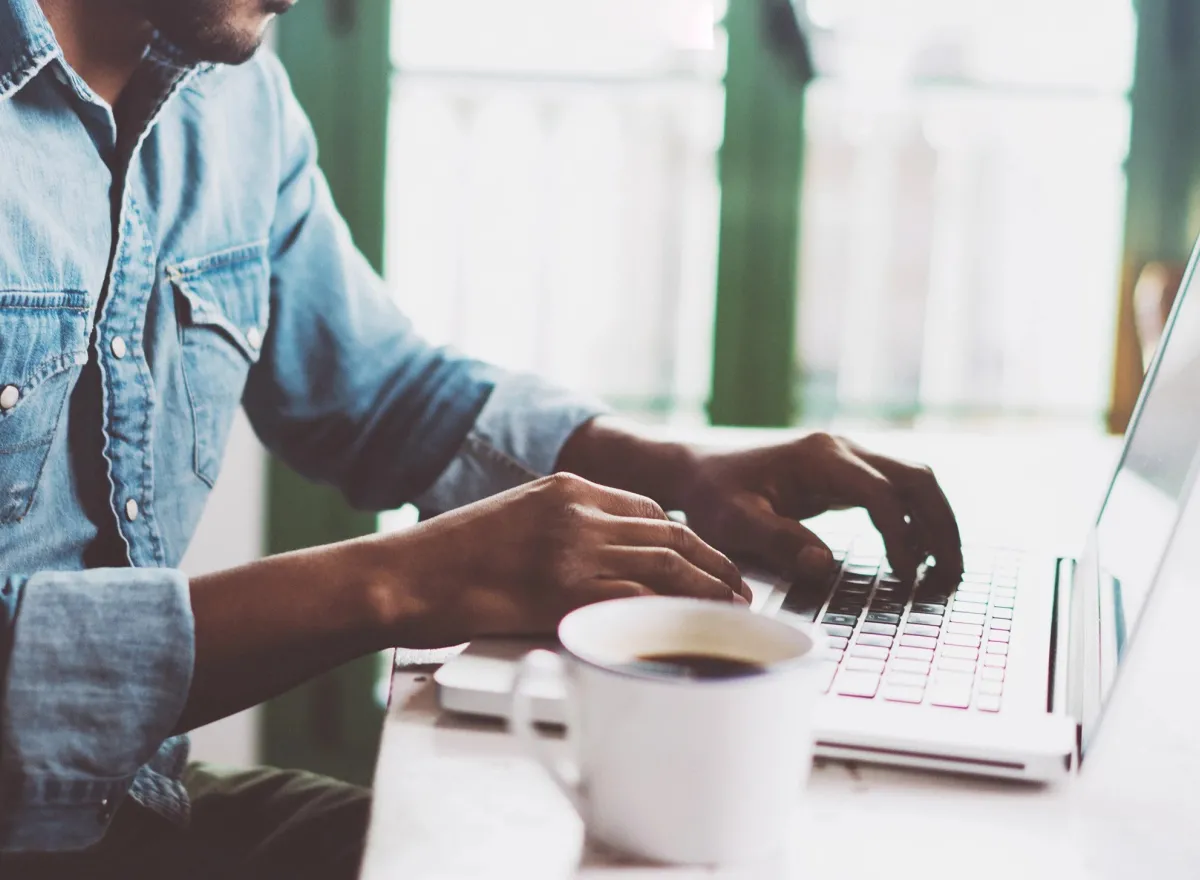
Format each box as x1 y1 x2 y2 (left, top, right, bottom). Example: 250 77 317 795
616 652 767 680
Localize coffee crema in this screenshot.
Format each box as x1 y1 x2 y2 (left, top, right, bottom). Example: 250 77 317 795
614 652 768 680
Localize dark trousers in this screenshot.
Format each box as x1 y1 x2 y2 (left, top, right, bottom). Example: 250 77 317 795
0 764 372 880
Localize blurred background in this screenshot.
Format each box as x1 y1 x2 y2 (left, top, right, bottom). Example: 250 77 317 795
185 0 1200 784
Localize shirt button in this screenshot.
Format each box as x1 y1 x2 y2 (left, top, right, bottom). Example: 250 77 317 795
97 797 114 824
125 498 140 522
0 385 18 411
111 336 128 359
245 327 262 351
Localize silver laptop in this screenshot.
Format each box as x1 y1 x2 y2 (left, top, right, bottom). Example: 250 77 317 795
436 236 1200 782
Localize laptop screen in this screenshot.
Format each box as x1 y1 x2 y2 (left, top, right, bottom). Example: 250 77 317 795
1082 244 1200 749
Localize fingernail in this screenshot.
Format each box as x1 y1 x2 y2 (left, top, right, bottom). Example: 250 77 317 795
733 592 750 607
796 546 834 578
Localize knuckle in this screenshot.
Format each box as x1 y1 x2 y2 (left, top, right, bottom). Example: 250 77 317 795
544 471 588 500
652 548 684 577
664 521 693 552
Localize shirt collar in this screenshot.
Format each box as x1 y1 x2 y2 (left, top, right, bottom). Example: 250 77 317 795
0 0 60 102
0 0 212 105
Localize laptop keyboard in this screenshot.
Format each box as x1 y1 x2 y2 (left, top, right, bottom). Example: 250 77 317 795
779 541 1018 712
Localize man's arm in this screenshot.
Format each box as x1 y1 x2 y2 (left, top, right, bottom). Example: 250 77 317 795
242 54 602 513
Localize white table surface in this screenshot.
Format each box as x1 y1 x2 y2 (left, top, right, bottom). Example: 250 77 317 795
359 428 1200 880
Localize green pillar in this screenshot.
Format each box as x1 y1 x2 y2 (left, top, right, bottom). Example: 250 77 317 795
1112 0 1200 431
708 0 810 427
265 0 392 786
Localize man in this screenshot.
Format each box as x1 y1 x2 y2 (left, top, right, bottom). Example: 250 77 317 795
0 0 963 876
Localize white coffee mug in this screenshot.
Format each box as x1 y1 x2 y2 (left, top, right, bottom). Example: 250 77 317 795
508 596 824 866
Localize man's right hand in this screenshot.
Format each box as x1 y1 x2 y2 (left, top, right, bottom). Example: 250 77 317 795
374 473 751 645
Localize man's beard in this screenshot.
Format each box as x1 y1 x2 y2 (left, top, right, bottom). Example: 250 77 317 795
141 0 272 65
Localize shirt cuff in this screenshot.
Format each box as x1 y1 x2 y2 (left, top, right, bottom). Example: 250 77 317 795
0 569 194 852
414 373 608 513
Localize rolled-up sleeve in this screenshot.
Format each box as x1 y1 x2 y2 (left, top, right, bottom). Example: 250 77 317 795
414 374 606 514
244 53 605 513
0 569 194 852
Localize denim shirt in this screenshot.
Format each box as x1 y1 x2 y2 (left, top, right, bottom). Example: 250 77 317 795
0 0 601 853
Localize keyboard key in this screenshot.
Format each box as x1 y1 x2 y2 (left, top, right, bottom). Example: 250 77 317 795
904 623 940 638
871 601 907 614
883 684 925 704
819 661 839 693
828 598 867 613
828 649 844 664
990 618 1012 631
866 612 901 624
907 612 944 626
991 607 1014 620
983 655 1007 668
911 603 945 615
988 630 1011 644
993 586 1017 598
986 642 1009 656
953 600 989 615
827 636 849 651
840 579 875 593
929 686 972 709
980 666 1005 681
835 671 881 698
856 634 894 648
845 657 886 674
845 563 879 576
893 646 935 662
780 579 834 621
861 622 898 636
890 658 932 675
943 632 980 648
946 622 984 636
992 597 1016 609
955 586 990 599
823 613 859 627
886 671 928 687
978 680 1003 696
822 624 854 639
899 634 938 650
938 657 976 674
961 571 992 584
977 695 1002 713
950 611 987 625
849 645 889 661
941 645 978 660
993 575 1018 588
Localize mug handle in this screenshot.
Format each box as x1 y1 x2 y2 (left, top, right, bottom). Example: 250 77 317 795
509 649 586 817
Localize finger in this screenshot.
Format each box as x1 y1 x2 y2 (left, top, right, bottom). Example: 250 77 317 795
605 547 742 603
603 518 750 600
732 499 836 581
857 452 963 573
587 483 671 521
831 457 922 579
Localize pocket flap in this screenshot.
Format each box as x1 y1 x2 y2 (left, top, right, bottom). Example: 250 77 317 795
0 291 90 416
167 243 270 363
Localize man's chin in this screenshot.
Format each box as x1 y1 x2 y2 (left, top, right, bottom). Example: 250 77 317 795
146 4 275 66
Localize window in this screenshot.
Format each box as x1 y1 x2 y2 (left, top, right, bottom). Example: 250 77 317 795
386 0 726 424
796 0 1136 426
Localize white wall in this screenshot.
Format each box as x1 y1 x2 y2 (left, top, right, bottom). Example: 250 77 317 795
180 410 266 767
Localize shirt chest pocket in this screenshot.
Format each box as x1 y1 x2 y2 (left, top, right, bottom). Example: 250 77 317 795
168 244 270 487
0 292 90 523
